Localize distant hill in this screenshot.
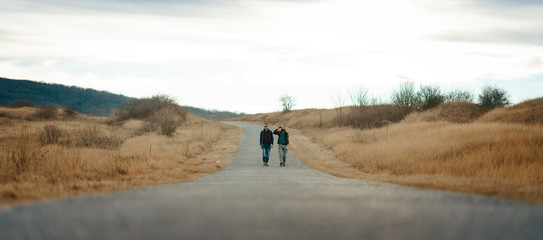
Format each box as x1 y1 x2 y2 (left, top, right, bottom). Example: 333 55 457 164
186 106 245 121
0 77 244 119
0 77 131 116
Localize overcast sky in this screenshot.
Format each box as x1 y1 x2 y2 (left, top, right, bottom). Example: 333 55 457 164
1 0 542 113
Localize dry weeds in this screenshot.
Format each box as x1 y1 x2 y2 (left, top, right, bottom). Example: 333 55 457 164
0 108 242 208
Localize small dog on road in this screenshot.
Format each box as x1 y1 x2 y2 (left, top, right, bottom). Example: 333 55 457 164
216 161 222 170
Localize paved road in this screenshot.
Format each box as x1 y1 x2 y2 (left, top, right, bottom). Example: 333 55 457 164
1 122 543 240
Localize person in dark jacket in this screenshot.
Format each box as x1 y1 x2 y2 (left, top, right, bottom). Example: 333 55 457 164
273 125 289 167
260 124 274 166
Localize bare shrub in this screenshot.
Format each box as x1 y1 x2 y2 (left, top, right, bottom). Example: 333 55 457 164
370 96 386 105
39 124 64 145
115 94 180 121
346 105 413 129
391 81 418 107
73 126 123 149
114 94 187 136
34 105 57 120
446 88 474 103
349 86 370 107
152 106 187 137
115 99 154 121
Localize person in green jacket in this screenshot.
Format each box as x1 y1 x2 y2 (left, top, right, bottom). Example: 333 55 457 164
273 125 289 167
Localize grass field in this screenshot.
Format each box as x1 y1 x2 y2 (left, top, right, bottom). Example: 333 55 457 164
238 98 543 204
0 107 242 207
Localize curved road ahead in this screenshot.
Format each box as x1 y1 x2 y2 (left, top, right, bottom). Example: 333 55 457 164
1 122 542 239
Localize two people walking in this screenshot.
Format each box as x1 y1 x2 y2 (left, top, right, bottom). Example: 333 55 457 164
260 124 289 167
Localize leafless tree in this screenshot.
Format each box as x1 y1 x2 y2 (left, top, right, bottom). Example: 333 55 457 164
332 92 347 124
391 81 418 107
279 94 295 112
349 86 370 107
445 88 474 103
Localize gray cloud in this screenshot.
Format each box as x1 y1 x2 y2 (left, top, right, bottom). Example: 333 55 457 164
413 0 543 8
0 0 245 17
477 0 543 7
0 0 323 15
430 29 543 46
413 0 543 46
412 0 543 17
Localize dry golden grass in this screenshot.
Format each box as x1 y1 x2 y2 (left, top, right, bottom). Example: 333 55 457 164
238 108 338 129
0 108 242 208
0 107 43 120
478 98 543 125
237 98 543 204
403 101 488 123
313 122 543 202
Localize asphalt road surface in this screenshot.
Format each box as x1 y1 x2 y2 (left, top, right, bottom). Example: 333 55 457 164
1 122 542 240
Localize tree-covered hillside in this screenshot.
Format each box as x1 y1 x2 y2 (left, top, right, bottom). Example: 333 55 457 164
0 77 245 119
186 106 245 120
0 77 131 116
